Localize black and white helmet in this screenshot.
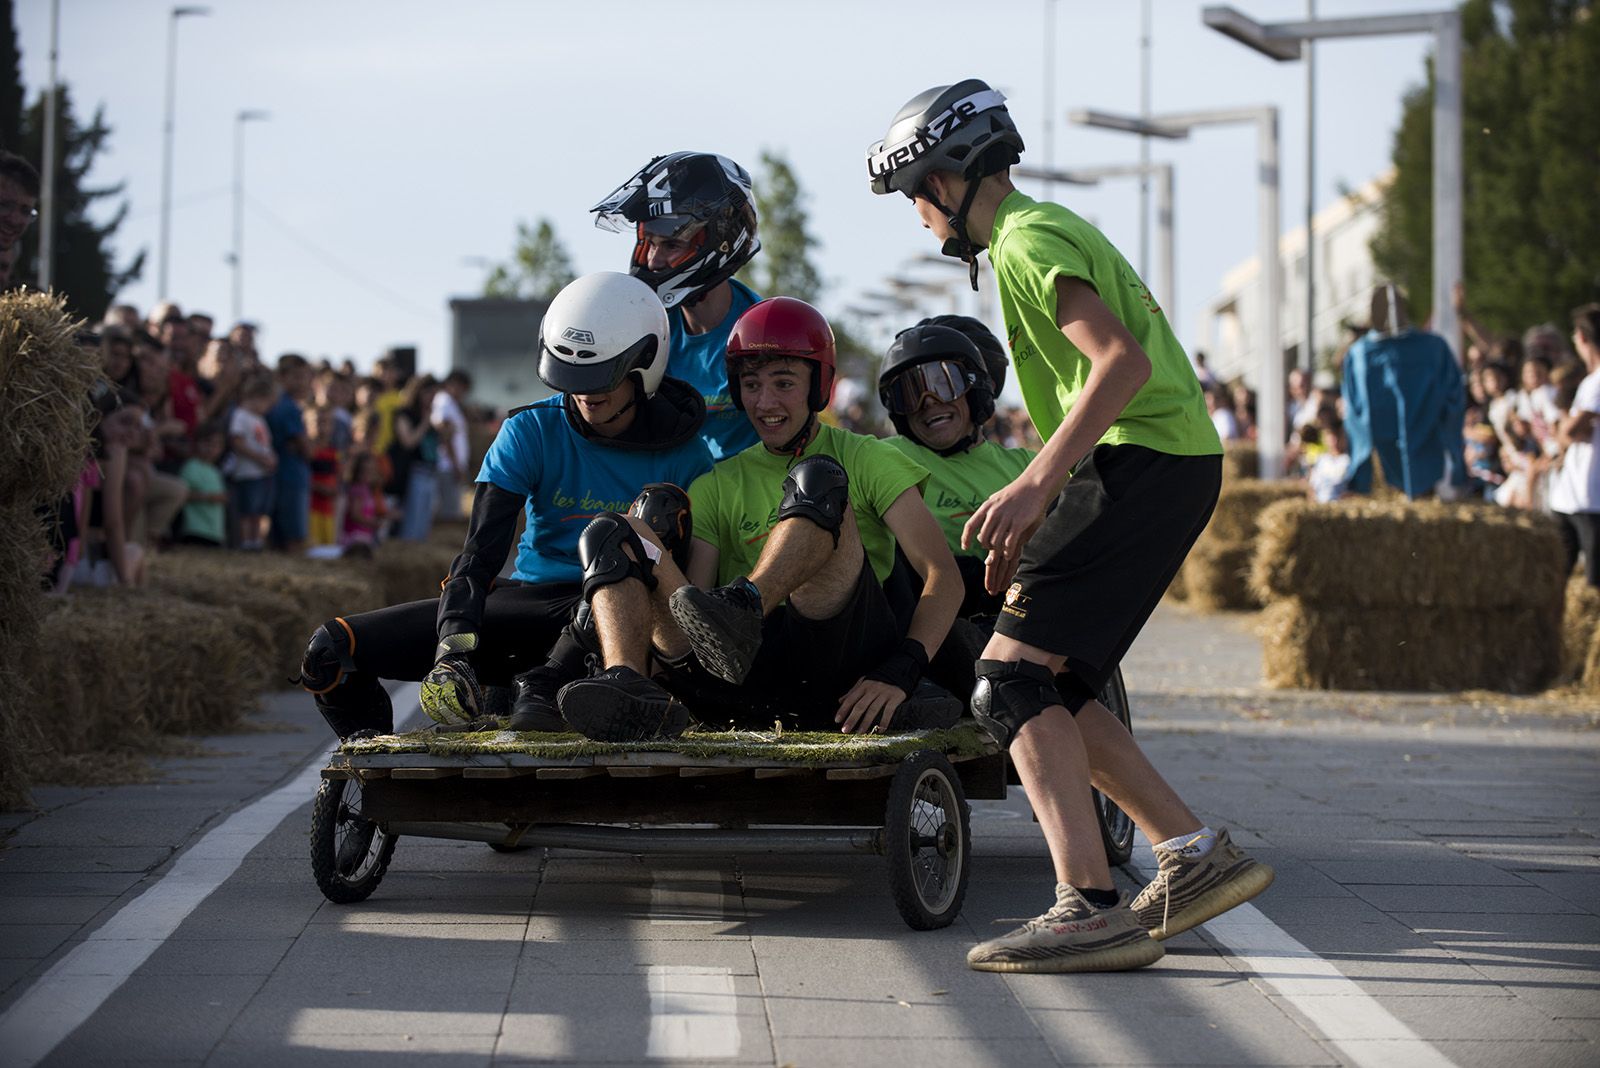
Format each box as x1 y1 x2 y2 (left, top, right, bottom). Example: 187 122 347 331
537 272 669 397
591 152 760 310
867 79 1024 198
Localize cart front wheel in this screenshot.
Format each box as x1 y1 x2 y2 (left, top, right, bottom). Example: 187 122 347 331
310 777 398 904
884 750 971 930
1095 668 1137 866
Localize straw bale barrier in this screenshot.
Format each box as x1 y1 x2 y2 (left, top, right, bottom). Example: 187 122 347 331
1222 444 1259 482
1181 480 1305 611
372 540 457 605
1562 578 1600 693
1251 498 1569 692
0 504 50 809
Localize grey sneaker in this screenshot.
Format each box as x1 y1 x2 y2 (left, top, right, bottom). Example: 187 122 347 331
967 886 1164 973
1131 828 1275 940
669 577 763 684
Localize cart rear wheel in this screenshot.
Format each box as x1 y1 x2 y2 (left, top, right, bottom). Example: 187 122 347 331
884 750 970 930
310 777 398 904
1095 668 1136 866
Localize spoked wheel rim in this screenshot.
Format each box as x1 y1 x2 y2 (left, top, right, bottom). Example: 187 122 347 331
906 767 963 914
332 781 386 883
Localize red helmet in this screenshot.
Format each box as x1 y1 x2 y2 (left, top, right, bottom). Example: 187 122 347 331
725 297 837 412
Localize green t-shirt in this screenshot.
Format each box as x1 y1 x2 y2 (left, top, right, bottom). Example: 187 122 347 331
989 190 1221 457
690 422 929 588
178 457 226 544
885 437 1035 559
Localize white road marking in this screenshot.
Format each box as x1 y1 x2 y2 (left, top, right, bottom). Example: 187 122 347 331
0 685 421 1068
644 965 739 1059
1132 843 1458 1068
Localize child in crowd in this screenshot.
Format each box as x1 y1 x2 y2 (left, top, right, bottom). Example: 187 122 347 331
306 405 342 548
1306 406 1351 503
178 423 229 548
342 451 387 550
227 374 278 550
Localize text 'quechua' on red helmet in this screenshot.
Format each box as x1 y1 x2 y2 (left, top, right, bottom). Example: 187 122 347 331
725 297 836 413
590 152 761 311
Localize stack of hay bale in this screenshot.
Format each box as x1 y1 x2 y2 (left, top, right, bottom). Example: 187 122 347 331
1180 479 1305 611
1250 498 1569 691
1561 578 1600 694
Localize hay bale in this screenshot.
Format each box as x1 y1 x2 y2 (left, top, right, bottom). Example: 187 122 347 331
1183 541 1255 612
147 563 308 680
1261 598 1563 693
1563 578 1600 693
1206 480 1306 545
1251 498 1568 611
373 541 456 605
21 589 270 756
0 505 49 809
1222 444 1259 482
0 291 100 507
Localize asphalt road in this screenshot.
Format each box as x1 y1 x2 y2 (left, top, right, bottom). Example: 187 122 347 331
1 606 1596 1067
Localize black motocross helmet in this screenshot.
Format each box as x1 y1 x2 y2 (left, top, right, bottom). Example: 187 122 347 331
878 322 998 454
591 152 760 311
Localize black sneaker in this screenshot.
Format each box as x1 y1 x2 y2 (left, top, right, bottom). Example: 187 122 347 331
669 578 763 684
885 679 964 731
509 665 568 732
557 667 689 743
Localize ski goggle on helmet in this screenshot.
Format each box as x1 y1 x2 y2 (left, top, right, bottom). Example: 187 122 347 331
881 359 977 415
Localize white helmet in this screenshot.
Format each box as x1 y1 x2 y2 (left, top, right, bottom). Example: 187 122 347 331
537 272 670 397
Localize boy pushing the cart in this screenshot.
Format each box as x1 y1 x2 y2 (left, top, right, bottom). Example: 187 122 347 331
867 79 1273 973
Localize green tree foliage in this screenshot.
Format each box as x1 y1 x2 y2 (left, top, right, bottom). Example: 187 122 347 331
482 217 576 301
1371 0 1599 333
1 0 23 151
738 150 823 305
15 87 143 323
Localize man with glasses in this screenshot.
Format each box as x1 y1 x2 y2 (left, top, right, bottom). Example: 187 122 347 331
868 79 1271 974
0 151 40 274
592 152 762 461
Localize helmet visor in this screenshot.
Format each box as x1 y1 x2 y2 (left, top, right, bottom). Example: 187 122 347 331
632 219 708 270
881 359 973 414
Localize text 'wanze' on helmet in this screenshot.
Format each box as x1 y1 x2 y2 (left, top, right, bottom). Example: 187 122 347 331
537 272 669 398
725 297 836 413
591 152 760 311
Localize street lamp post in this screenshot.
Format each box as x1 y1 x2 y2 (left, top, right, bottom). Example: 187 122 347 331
1201 4 1463 359
230 109 269 325
1071 106 1285 479
1014 162 1177 325
158 5 210 301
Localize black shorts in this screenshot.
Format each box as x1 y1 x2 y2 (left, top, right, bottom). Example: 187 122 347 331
664 558 900 730
994 444 1221 703
341 580 581 686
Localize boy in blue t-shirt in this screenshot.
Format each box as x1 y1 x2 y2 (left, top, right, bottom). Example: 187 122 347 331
592 151 763 460
298 273 713 739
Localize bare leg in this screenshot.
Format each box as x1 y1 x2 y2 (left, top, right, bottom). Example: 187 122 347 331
747 510 862 619
1076 700 1200 845
590 577 653 675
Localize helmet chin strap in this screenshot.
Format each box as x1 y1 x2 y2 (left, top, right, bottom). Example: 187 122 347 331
929 177 986 292
776 412 816 458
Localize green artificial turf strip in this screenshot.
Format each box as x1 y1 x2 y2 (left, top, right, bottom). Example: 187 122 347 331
341 724 994 763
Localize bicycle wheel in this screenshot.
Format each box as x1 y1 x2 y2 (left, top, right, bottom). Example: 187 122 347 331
310 776 398 904
1094 668 1137 866
884 750 971 930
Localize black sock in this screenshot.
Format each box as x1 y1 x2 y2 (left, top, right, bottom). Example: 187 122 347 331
1076 886 1119 909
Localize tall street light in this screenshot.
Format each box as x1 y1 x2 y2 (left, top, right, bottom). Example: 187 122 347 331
36 0 60 291
1072 105 1285 479
1202 4 1463 359
230 109 269 325
158 5 210 301
1014 161 1177 326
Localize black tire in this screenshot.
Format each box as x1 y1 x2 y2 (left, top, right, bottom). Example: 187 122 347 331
487 839 536 854
1094 668 1137 866
884 750 971 930
310 777 398 904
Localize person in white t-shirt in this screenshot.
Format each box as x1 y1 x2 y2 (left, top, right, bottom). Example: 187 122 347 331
1549 304 1600 587
430 370 473 521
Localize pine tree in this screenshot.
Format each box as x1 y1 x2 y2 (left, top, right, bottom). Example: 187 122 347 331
482 217 577 301
0 0 23 152
15 86 143 322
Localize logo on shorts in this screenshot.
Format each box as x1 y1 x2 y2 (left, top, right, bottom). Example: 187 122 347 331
1002 582 1029 620
561 327 596 345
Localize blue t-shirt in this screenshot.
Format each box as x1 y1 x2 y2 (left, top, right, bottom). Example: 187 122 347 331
477 396 716 585
265 392 310 487
669 279 761 461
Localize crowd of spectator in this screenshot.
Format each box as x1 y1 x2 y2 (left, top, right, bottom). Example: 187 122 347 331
49 298 481 591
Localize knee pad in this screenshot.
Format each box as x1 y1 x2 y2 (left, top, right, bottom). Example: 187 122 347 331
778 454 849 547
629 482 693 571
577 511 656 602
970 659 1062 748
299 618 358 695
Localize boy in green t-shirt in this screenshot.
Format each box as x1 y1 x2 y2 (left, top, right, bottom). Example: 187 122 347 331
558 297 965 741
869 79 1272 974
178 423 228 547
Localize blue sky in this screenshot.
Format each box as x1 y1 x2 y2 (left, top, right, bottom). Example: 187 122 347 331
14 0 1439 379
